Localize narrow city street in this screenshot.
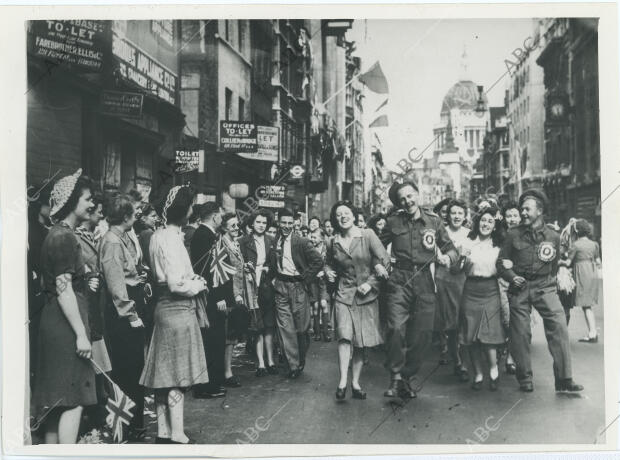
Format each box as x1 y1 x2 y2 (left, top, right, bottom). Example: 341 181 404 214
143 284 604 445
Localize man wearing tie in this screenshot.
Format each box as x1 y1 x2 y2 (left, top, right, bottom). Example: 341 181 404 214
271 208 323 379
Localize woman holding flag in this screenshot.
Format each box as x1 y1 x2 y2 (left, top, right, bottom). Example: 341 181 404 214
33 169 98 444
139 186 209 444
209 213 250 388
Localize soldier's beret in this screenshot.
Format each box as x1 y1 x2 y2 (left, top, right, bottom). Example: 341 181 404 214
389 181 419 207
519 189 548 211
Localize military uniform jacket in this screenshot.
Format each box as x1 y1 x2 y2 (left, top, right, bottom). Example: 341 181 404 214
379 207 457 265
497 221 561 282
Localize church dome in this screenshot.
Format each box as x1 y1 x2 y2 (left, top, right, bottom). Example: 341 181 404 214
440 80 488 115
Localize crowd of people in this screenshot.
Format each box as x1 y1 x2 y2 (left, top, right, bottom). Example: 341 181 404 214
26 169 602 444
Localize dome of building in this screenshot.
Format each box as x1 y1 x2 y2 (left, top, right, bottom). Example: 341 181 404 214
440 80 488 115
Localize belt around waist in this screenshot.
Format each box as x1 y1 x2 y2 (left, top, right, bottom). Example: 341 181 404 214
394 260 429 272
276 273 304 283
467 275 496 281
155 283 189 300
515 272 551 281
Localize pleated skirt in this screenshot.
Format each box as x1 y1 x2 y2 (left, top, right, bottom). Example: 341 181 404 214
458 277 506 346
140 295 208 389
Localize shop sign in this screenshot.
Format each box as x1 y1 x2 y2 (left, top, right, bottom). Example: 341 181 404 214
257 185 286 200
100 91 143 118
112 32 178 105
174 150 203 173
220 121 258 153
29 20 109 71
237 126 279 162
258 199 285 208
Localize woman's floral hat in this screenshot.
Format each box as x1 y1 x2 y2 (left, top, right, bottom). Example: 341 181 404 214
50 168 82 217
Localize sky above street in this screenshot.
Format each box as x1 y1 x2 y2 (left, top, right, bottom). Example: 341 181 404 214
347 18 534 170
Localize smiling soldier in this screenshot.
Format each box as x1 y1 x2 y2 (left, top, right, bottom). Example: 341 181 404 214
380 181 458 398
497 189 583 393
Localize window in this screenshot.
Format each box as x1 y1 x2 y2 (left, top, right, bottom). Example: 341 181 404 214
225 88 233 121
238 97 245 121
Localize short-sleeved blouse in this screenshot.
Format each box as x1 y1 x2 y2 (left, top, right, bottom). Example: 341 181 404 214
41 222 87 296
462 236 500 278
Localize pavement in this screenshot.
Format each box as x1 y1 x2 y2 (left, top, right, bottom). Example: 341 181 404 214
143 282 605 445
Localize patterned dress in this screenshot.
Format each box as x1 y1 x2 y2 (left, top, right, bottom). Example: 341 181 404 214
33 223 97 410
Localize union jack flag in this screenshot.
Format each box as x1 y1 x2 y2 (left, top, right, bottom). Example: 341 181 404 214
105 382 135 443
209 237 236 288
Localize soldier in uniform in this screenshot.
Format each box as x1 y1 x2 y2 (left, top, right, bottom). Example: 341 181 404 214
497 189 583 393
380 181 458 398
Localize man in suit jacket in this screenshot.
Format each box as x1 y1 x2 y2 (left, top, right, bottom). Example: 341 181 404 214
239 210 278 376
190 202 226 398
270 208 323 378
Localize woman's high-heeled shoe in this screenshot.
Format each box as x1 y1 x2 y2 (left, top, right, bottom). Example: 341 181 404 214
336 386 347 400
351 385 367 400
489 376 499 391
155 437 171 444
471 378 483 391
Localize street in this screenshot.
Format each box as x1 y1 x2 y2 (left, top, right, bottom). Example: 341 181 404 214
143 284 605 445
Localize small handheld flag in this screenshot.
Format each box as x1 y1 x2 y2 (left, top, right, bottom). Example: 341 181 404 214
209 237 236 288
105 382 136 443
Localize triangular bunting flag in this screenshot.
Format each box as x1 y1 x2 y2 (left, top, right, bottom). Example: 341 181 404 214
358 61 389 94
369 114 389 128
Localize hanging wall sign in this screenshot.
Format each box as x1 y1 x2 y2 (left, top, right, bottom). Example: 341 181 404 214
174 150 203 173
237 126 279 162
29 20 109 71
220 121 258 153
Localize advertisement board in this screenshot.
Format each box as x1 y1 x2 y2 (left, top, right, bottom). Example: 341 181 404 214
220 121 258 153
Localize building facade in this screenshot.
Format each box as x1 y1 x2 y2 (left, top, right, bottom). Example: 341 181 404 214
27 20 185 203
506 20 546 198
536 18 600 235
428 51 490 204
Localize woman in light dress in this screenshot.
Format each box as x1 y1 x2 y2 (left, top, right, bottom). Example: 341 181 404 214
140 186 208 444
560 219 601 343
458 205 506 391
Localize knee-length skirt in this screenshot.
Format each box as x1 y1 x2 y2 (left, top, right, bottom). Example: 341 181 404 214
574 261 599 307
335 297 383 348
140 295 208 389
459 277 506 346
